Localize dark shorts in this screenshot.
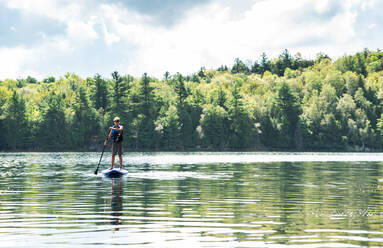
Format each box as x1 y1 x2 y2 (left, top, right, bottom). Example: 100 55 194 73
112 142 123 155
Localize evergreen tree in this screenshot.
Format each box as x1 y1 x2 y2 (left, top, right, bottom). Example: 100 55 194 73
200 104 229 149
355 53 367 77
198 67 206 78
232 58 250 74
39 93 69 149
210 86 227 108
164 71 170 81
133 73 157 149
251 61 261 74
26 76 38 84
0 88 7 149
110 71 131 142
173 74 194 148
227 82 255 148
174 73 188 105
157 106 181 149
280 49 292 70
93 74 109 110
111 71 130 117
71 86 99 148
217 65 228 71
271 59 285 76
274 82 301 147
260 53 271 75
43 76 56 83
4 91 29 150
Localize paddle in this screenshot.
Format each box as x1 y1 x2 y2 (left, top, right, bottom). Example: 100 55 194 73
94 134 109 175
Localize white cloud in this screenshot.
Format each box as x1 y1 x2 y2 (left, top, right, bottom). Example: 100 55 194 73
151 0 380 76
0 0 381 80
0 47 40 79
99 0 367 77
4 0 86 23
315 0 331 13
329 8 357 43
4 0 99 42
368 23 376 29
66 20 99 41
101 19 120 46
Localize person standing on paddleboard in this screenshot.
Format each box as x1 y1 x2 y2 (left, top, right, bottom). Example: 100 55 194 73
105 117 123 170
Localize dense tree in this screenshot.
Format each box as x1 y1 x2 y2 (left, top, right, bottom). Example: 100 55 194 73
198 67 206 78
111 71 130 116
217 65 229 72
92 74 109 111
39 92 69 149
156 105 180 149
274 81 301 147
164 71 170 81
251 61 261 74
200 104 229 149
130 73 157 149
232 58 250 74
259 52 271 75
26 76 38 84
279 49 292 71
3 91 30 149
0 87 8 148
71 86 99 148
173 74 194 148
227 82 255 148
43 76 56 83
315 52 331 63
1 49 383 151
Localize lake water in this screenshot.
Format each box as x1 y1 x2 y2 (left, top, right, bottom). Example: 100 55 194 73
1 152 383 248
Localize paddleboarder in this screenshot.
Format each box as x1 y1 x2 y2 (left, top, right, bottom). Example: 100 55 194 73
104 117 123 170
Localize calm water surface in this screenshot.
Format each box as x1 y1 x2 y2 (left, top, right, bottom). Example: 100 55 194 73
0 152 383 248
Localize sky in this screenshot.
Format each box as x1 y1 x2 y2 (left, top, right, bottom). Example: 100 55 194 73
0 0 381 80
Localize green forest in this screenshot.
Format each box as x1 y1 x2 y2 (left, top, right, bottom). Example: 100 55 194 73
1 49 383 151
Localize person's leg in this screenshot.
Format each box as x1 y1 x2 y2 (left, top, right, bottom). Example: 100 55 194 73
118 154 122 169
110 142 117 170
110 154 115 170
118 142 123 169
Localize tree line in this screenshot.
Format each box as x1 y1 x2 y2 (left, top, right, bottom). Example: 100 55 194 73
1 49 383 151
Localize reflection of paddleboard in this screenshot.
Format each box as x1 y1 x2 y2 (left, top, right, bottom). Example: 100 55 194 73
102 169 128 178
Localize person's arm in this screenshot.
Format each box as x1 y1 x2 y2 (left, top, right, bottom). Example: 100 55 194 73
117 125 123 134
104 129 113 145
111 125 123 134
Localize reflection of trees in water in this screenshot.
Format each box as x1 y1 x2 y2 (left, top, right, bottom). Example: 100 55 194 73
101 161 383 243
111 179 123 231
141 164 156 222
174 164 201 219
272 163 305 243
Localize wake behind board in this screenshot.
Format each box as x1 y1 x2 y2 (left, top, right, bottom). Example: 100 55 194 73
102 169 128 178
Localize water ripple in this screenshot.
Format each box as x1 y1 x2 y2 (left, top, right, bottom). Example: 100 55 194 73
0 152 382 247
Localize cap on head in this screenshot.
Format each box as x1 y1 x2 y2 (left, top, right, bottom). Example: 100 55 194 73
113 117 120 122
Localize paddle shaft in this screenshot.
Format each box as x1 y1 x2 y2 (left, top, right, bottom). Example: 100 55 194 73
94 144 106 175
94 132 110 175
